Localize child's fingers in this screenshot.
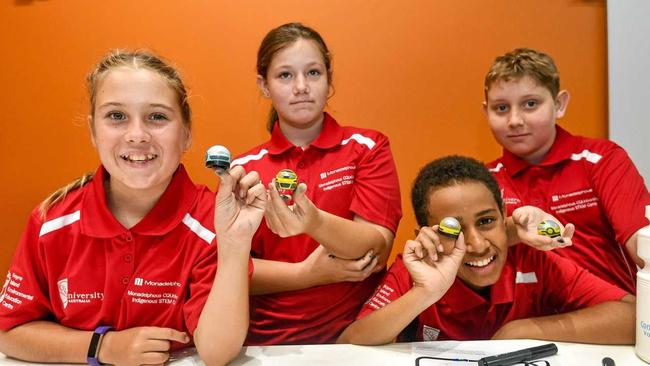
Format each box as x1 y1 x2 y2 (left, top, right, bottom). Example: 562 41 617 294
416 226 439 262
246 182 267 206
293 182 308 205
451 232 467 258
557 223 575 247
238 170 261 200
430 225 445 253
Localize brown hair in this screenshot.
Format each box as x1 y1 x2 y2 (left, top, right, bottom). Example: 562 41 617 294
257 23 333 132
411 155 504 228
484 48 560 100
39 49 191 217
38 173 93 218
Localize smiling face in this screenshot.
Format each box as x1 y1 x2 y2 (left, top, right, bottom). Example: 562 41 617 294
89 67 189 197
484 75 569 165
427 181 509 290
258 38 329 131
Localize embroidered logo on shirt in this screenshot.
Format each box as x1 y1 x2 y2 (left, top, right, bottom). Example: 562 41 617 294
128 277 182 305
57 278 68 309
515 271 538 284
501 189 521 206
366 283 394 310
423 325 441 341
0 272 10 305
57 278 104 309
549 188 599 214
317 165 356 192
1 272 34 311
319 165 356 179
133 277 181 287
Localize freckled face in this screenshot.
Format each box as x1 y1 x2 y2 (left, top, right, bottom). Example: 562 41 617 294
90 67 189 195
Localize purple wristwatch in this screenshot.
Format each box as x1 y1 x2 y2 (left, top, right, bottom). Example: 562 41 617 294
87 325 112 366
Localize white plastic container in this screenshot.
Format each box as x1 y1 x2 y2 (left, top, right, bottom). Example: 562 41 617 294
636 205 650 363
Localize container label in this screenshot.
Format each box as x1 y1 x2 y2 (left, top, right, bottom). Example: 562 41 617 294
642 321 650 338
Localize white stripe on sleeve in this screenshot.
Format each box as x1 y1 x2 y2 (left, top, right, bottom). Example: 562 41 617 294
182 213 215 245
231 149 269 167
39 210 81 237
341 134 376 150
570 149 602 164
488 163 504 173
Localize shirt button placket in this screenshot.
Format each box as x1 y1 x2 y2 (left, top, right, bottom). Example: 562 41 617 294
121 232 135 286
294 147 308 185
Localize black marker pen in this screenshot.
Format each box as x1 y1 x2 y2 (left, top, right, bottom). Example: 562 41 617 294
477 343 558 366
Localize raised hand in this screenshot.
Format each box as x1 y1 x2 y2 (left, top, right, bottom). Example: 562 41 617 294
403 226 466 301
98 326 189 366
214 166 267 248
265 182 320 237
512 205 575 250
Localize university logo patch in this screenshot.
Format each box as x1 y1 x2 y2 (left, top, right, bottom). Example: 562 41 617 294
423 325 440 341
57 278 68 309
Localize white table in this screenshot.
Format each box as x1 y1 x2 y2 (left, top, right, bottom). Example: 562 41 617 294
2 340 647 365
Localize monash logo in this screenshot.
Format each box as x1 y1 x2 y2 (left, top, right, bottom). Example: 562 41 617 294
57 278 68 309
134 277 144 286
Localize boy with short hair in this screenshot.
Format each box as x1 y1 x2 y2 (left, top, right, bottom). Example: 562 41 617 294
483 48 649 294
338 156 634 344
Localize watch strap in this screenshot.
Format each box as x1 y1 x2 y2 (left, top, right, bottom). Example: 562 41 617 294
87 325 112 366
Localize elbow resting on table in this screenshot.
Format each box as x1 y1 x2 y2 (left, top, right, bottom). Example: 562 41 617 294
194 331 244 366
196 344 242 366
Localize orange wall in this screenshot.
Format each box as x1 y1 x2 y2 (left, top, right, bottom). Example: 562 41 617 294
0 1 607 273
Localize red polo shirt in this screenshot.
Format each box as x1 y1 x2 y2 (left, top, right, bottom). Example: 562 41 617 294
487 126 650 294
0 165 217 343
232 113 402 345
358 244 628 341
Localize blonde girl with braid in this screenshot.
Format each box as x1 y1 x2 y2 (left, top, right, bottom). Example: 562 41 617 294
0 50 266 366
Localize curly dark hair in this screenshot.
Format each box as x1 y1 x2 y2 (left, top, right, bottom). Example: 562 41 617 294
411 155 503 227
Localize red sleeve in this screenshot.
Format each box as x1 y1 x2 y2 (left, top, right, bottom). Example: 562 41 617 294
539 250 628 312
349 134 402 233
183 243 217 335
0 211 55 330
590 144 650 245
357 256 412 319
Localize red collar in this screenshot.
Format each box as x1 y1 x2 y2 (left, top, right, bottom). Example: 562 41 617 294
267 112 344 155
80 164 197 238
501 125 576 176
439 255 515 313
